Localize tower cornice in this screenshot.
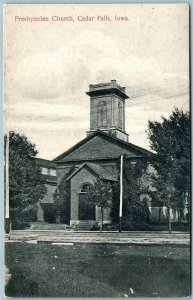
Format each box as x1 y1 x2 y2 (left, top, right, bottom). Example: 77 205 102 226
86 79 129 99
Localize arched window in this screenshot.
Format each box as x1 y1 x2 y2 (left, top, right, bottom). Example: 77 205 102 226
118 102 122 129
97 101 107 128
80 183 92 194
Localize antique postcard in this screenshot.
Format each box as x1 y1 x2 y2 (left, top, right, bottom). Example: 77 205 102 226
4 4 190 297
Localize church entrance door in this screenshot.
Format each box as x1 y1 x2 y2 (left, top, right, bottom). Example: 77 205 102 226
78 184 95 220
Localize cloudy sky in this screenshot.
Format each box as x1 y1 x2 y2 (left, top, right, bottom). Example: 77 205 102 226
4 4 189 160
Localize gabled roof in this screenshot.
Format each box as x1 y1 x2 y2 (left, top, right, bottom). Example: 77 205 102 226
53 130 152 163
66 162 118 182
36 157 56 169
86 162 118 181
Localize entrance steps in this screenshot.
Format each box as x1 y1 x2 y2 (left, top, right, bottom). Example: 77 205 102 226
71 221 97 231
72 224 93 231
7 230 190 245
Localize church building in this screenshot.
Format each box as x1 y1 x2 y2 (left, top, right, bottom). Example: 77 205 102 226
37 80 154 228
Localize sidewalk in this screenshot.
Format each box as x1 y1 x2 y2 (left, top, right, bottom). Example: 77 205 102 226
6 230 190 245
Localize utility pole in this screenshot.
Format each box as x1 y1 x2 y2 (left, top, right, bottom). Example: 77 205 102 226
5 132 10 233
119 155 123 233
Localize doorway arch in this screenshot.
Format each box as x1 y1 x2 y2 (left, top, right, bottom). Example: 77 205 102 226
78 183 96 220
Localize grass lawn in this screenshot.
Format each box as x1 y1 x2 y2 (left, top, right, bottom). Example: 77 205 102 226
5 243 190 297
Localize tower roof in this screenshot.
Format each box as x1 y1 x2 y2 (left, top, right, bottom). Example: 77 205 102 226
86 79 129 99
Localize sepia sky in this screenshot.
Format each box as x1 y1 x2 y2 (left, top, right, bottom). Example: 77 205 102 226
4 4 189 159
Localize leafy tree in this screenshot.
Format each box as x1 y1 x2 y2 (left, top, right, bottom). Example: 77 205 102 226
146 108 190 231
110 182 120 224
111 156 150 230
86 179 113 232
7 131 47 224
53 167 75 224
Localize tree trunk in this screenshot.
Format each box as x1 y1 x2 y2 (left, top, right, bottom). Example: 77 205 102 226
185 191 190 223
167 207 172 233
100 207 103 232
158 207 161 224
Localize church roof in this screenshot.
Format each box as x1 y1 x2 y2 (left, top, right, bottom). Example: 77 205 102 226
86 162 118 181
66 162 118 182
53 130 152 163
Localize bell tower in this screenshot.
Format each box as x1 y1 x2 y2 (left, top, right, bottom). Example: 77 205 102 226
86 80 129 142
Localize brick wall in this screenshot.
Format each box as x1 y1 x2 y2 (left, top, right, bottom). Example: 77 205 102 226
70 167 96 222
90 95 112 129
70 167 111 224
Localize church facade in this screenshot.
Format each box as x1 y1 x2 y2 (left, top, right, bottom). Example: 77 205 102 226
37 80 154 227
37 80 181 227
